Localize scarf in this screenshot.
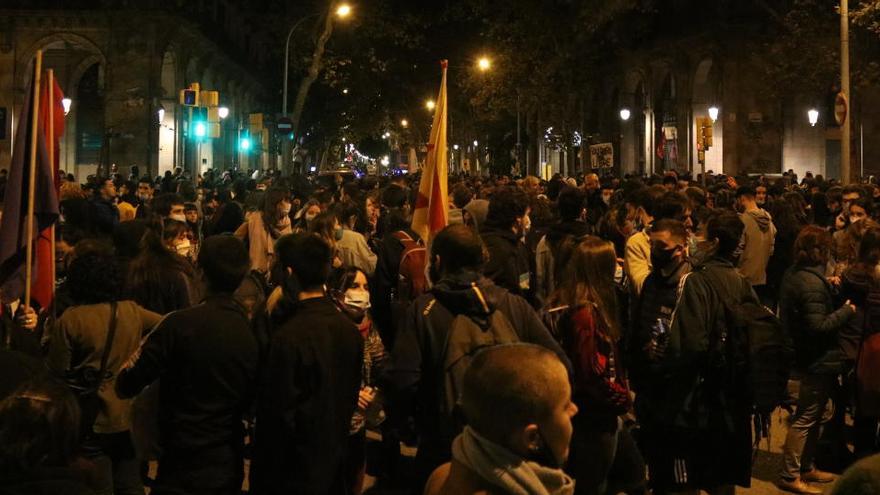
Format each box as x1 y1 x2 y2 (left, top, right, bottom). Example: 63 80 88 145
452 426 575 495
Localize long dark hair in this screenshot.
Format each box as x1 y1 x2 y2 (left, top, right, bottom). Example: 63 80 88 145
548 236 621 339
126 221 194 313
261 188 291 239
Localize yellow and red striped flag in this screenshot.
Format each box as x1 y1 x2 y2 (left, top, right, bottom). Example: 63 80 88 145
411 60 449 243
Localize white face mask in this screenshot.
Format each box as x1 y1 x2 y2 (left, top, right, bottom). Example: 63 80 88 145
169 213 186 223
344 289 371 310
175 239 191 257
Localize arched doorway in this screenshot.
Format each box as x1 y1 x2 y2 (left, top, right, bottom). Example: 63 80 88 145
18 34 107 180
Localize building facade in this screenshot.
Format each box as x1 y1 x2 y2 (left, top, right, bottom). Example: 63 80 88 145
0 5 270 181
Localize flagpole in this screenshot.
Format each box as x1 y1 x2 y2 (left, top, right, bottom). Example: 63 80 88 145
47 69 57 311
24 50 43 309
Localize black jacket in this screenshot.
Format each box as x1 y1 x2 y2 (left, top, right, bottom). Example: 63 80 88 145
251 296 363 495
780 265 855 373
371 227 419 345
383 271 569 459
481 226 533 303
116 295 259 470
89 197 119 236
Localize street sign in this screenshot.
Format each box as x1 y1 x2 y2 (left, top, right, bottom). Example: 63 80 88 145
835 92 848 126
277 117 293 135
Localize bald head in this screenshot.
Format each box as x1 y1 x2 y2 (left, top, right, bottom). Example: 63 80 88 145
460 344 568 444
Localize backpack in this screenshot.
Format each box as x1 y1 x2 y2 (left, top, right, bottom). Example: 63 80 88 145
429 287 521 431
392 231 428 303
701 267 794 414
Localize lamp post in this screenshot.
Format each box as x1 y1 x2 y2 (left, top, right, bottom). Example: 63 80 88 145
62 97 72 116
619 108 631 121
808 109 819 127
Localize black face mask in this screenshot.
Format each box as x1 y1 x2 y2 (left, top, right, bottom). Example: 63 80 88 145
651 247 681 277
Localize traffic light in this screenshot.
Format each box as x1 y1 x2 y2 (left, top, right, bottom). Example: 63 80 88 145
240 136 252 151
194 121 207 138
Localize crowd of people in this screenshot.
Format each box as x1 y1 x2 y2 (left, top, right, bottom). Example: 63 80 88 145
1 163 880 495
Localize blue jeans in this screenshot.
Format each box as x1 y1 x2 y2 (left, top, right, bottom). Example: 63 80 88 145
780 373 836 480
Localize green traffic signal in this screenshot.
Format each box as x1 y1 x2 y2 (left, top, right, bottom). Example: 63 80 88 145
194 122 207 138
240 137 252 151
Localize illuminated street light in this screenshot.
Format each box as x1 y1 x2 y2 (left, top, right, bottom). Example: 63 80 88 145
336 3 352 18
477 57 491 72
708 106 719 123
343 88 349 94
156 106 165 124
62 97 72 116
426 99 436 110
808 108 819 127
453 144 459 150
400 118 409 128
619 108 631 121
473 140 479 147
218 106 229 119
381 155 390 166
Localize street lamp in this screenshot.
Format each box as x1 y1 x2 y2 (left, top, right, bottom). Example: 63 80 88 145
808 108 820 127
708 106 719 123
425 99 436 111
477 57 491 72
343 88 349 94
62 97 72 116
282 5 353 116
473 140 479 147
619 108 631 121
401 118 409 128
336 3 352 18
156 106 165 124
218 106 229 119
453 144 459 150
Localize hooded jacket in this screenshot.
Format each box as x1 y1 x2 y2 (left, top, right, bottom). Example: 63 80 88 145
481 226 534 303
737 208 776 286
383 271 569 462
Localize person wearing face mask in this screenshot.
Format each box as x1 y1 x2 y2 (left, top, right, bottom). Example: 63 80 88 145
480 187 536 305
330 267 387 495
425 345 577 495
293 199 322 233
630 219 692 495
383 224 570 493
623 186 665 296
234 188 293 277
655 212 760 495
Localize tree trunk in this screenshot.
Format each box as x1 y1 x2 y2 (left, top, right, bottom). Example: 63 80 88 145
290 10 335 141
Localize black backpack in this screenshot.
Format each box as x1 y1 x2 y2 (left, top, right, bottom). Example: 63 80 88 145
701 267 794 414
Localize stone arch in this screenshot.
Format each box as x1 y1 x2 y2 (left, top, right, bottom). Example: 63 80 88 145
17 32 107 89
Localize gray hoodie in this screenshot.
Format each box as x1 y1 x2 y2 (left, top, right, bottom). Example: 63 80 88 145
737 208 776 286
